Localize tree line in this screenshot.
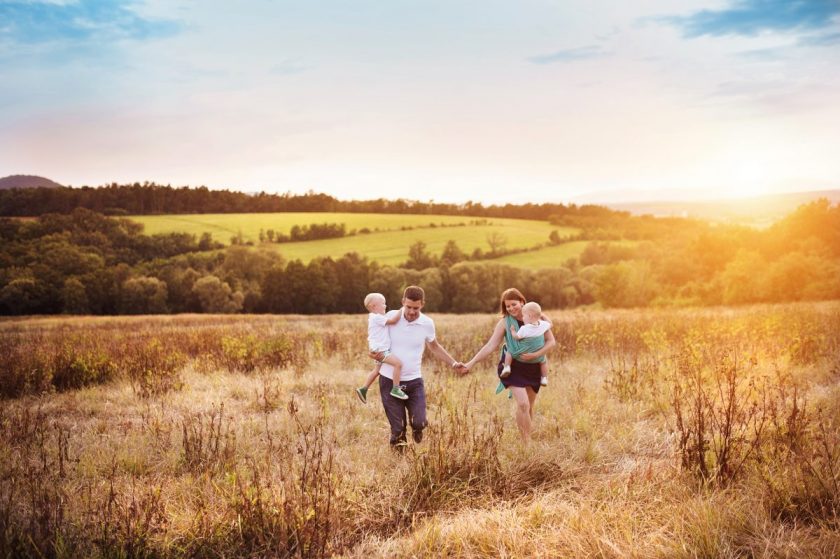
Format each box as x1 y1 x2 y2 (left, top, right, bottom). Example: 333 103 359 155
0 182 630 222
1 200 838 315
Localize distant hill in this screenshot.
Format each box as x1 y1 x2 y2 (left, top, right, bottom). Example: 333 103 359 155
604 189 840 227
0 175 64 190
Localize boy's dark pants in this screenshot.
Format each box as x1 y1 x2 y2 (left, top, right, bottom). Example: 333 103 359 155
378 376 427 446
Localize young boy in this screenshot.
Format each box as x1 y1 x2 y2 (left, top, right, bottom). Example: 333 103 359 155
502 301 551 386
356 293 408 403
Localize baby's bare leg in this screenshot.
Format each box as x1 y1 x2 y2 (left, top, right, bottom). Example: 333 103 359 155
364 362 382 389
382 354 403 386
540 359 548 377
501 349 513 378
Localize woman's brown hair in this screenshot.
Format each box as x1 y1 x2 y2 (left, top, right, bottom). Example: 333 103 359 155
499 288 526 316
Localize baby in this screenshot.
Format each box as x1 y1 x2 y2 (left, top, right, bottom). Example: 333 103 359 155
356 293 407 403
502 301 550 386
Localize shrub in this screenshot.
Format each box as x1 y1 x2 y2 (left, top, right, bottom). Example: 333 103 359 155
122 338 186 399
670 347 770 485
180 404 237 474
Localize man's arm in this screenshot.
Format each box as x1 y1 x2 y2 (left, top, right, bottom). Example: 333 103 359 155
426 338 460 369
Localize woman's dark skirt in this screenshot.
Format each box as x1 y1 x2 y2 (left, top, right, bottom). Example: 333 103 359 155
498 347 542 393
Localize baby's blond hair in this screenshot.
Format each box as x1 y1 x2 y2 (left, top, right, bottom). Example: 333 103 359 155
522 301 542 317
364 292 386 310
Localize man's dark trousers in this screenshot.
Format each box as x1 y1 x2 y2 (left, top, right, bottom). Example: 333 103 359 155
379 375 427 446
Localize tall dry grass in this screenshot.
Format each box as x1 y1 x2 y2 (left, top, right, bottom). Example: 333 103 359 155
0 302 839 557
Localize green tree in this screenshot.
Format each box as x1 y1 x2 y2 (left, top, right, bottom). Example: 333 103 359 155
485 232 508 256
333 253 373 312
302 258 340 313
198 232 216 250
0 277 48 314
439 240 466 267
119 276 168 314
192 275 244 313
219 246 282 311
592 261 658 308
762 250 840 302
718 250 767 305
405 241 436 270
368 266 406 309
61 277 90 314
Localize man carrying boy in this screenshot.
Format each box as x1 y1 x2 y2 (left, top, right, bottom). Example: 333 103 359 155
370 285 462 449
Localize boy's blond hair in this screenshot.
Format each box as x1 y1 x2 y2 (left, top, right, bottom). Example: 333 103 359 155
522 301 542 317
364 292 386 310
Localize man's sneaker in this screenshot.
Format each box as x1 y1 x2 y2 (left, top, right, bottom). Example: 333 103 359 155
355 387 368 403
500 364 512 378
540 377 548 386
390 387 408 400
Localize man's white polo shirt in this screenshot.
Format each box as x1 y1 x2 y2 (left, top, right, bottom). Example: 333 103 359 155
378 310 435 382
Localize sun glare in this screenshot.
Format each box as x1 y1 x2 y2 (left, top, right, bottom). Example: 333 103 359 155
723 160 775 200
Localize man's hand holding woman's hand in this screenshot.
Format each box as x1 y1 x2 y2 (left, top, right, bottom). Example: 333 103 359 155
452 361 470 375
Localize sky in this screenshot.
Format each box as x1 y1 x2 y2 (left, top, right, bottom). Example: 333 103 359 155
1 0 839 204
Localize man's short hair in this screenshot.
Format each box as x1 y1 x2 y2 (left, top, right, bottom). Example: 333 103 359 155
363 292 385 310
403 285 425 302
523 301 542 316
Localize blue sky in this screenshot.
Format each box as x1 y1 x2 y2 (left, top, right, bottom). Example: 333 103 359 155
2 0 839 203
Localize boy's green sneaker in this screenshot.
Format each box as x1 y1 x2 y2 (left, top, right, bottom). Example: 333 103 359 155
390 387 408 400
355 387 368 403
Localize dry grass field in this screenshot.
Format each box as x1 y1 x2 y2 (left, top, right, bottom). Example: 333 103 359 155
1 303 839 558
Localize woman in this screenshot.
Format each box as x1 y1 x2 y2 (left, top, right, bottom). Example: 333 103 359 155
462 288 556 442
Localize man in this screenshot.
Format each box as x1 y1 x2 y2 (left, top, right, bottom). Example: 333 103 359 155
371 285 462 448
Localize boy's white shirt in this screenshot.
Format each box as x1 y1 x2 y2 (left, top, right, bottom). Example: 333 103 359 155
367 312 392 351
516 319 551 338
378 310 435 382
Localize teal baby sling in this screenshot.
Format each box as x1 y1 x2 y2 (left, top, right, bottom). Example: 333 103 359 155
502 315 546 364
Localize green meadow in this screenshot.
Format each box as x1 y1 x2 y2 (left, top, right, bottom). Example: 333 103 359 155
132 212 581 266
491 240 636 268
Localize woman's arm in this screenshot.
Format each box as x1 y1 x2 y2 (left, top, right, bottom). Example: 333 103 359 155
518 328 556 362
463 319 506 371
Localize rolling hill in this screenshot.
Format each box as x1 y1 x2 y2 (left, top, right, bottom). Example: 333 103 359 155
0 175 64 190
131 212 582 267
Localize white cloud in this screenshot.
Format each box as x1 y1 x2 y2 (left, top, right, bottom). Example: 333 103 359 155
1 0 838 202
